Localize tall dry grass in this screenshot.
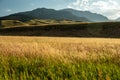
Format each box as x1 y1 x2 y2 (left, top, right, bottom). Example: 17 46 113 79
0 36 120 79
0 36 120 61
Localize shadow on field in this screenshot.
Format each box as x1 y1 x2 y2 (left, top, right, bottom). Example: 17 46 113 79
0 22 120 38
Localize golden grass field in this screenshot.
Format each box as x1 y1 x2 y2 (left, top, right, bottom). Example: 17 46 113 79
0 36 120 79
0 36 120 61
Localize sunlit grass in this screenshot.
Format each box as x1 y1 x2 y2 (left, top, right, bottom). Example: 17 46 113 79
0 36 120 80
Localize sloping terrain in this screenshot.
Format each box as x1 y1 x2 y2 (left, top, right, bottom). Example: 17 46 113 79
61 8 109 22
0 19 82 28
0 20 28 27
0 22 120 38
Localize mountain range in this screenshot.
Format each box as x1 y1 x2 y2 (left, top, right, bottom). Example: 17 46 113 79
61 8 109 22
0 8 117 22
0 8 89 22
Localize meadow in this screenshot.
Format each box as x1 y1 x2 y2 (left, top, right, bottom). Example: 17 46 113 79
0 36 120 80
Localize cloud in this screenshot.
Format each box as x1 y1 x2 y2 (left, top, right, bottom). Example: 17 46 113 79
68 0 90 10
68 0 120 19
6 9 12 12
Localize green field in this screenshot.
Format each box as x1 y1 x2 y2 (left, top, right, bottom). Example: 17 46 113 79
0 36 120 80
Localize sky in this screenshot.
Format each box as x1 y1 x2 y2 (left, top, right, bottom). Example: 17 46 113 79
0 0 120 20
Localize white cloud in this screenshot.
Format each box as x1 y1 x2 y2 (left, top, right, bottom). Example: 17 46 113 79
6 9 12 12
68 0 120 19
68 0 90 10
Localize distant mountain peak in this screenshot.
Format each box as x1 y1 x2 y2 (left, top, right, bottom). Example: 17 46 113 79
0 7 110 22
0 8 89 22
61 8 109 22
33 8 55 11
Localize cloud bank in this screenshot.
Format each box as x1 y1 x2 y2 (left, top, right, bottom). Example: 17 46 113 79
68 0 120 19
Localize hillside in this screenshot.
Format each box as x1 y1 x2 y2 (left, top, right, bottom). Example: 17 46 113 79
0 22 120 38
0 20 28 27
0 8 89 22
0 19 82 28
61 8 109 22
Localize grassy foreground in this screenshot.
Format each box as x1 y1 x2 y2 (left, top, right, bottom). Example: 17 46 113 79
0 36 120 80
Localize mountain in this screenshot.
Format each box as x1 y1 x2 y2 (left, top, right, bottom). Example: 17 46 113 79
0 14 34 22
0 8 89 22
116 17 120 21
61 8 109 22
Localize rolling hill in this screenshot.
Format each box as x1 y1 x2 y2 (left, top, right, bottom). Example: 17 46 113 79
0 22 120 38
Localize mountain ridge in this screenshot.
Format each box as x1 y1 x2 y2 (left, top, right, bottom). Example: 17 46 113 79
61 8 109 22
0 8 89 22
0 7 112 22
